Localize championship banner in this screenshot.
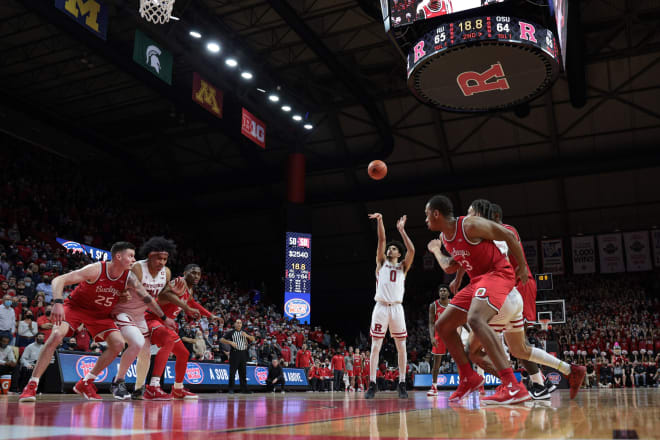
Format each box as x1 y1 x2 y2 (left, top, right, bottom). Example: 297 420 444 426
522 240 539 274
58 352 309 387
241 108 266 149
55 0 108 40
133 30 173 85
623 231 652 272
192 72 223 119
597 233 625 273
571 236 595 274
541 239 564 274
653 230 660 267
56 237 110 261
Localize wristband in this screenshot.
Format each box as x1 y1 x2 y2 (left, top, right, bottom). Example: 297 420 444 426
160 313 167 321
53 299 64 304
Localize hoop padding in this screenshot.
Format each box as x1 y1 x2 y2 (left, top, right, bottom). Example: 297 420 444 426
139 0 175 24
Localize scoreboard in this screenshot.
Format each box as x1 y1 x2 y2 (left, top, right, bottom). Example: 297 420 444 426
386 0 510 29
284 232 311 324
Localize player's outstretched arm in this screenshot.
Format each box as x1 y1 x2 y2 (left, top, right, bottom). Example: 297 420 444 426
158 272 201 318
427 239 460 274
50 263 102 325
463 216 529 283
368 213 386 266
396 215 415 273
126 272 176 329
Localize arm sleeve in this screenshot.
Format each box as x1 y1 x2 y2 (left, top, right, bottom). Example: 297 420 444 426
186 298 213 317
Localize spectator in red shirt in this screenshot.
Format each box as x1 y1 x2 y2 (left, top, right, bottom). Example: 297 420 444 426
36 305 53 341
296 344 312 373
294 329 304 348
331 352 345 391
321 361 332 391
280 343 291 364
308 360 321 392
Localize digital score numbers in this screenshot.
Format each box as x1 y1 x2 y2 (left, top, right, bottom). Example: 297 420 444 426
285 232 311 294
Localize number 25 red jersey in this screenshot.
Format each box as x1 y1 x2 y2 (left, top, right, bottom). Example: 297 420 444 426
67 261 130 314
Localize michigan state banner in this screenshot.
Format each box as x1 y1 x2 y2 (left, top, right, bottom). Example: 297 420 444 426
133 30 173 85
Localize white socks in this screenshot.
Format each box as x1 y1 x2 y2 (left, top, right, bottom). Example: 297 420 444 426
530 371 544 385
529 347 571 375
84 373 97 381
150 377 160 387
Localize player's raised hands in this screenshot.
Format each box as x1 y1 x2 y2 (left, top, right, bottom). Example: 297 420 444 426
396 215 407 231
171 277 186 295
368 213 383 221
427 239 443 253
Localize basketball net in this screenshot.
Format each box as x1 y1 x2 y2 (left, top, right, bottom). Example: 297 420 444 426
139 0 178 24
539 319 551 331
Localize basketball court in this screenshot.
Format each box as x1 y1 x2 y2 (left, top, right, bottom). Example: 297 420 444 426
2 389 659 439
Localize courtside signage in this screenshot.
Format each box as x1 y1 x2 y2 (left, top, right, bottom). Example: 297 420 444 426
241 108 266 149
58 352 309 386
55 0 109 40
56 237 111 261
414 373 521 388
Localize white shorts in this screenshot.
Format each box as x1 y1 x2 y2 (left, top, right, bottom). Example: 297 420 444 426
459 327 470 346
488 288 524 334
370 302 407 339
113 312 150 338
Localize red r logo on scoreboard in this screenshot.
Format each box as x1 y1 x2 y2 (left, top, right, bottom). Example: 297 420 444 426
456 62 510 97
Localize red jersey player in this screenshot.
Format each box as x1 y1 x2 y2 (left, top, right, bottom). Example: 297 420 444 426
425 195 531 404
19 242 175 402
416 0 453 19
353 348 363 391
427 284 450 396
145 263 220 399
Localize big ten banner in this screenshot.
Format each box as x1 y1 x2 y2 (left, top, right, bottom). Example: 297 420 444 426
623 231 652 272
57 352 309 387
56 237 110 261
522 241 539 274
541 239 564 274
241 108 266 149
192 72 223 119
55 0 108 40
571 236 595 274
597 233 625 273
653 230 660 267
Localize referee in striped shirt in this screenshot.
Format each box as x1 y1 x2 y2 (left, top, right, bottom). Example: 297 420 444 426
220 319 255 394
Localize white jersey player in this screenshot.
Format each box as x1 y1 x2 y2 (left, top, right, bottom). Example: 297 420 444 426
109 237 194 400
364 213 415 400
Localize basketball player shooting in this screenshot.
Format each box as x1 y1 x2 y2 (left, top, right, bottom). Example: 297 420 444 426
364 213 414 400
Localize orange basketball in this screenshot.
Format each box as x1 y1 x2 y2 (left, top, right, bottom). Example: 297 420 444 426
368 160 387 180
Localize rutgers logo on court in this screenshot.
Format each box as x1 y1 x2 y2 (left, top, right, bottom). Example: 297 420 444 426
456 62 510 97
185 363 204 384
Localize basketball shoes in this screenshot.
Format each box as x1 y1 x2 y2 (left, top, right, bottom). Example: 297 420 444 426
18 380 38 402
172 387 198 400
481 381 530 405
449 374 484 402
73 378 102 400
427 384 438 396
144 384 172 400
364 381 377 399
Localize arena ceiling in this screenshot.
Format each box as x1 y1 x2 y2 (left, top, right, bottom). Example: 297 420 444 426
2 0 660 247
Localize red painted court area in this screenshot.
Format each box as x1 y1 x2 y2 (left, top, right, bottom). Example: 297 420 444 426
2 389 659 440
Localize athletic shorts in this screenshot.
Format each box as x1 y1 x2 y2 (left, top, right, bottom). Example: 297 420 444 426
518 278 537 323
347 368 355 377
449 270 516 313
370 302 407 339
353 367 362 377
63 303 118 342
113 311 150 337
432 332 447 355
146 316 180 347
488 288 524 334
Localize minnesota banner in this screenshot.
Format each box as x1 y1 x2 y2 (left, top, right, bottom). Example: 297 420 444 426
55 0 108 40
192 73 223 119
133 30 173 85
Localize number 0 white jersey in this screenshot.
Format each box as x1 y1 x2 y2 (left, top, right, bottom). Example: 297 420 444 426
374 261 406 304
113 260 167 315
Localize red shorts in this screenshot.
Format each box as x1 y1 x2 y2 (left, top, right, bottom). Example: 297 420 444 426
518 278 537 323
146 316 180 346
347 368 355 377
432 333 447 355
449 270 516 313
63 303 118 342
353 367 362 377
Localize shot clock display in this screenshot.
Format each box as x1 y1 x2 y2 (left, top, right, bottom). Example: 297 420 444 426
284 232 312 324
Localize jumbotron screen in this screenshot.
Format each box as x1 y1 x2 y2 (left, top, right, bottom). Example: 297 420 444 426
387 0 509 28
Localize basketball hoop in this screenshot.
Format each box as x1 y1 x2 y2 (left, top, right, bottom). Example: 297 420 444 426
539 319 552 331
139 0 179 24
